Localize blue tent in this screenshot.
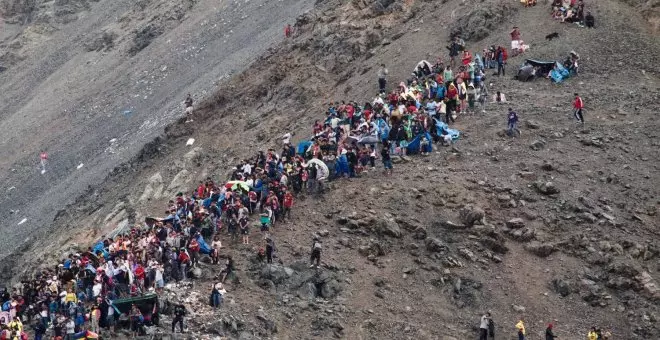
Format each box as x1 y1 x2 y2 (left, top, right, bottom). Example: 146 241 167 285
297 141 313 155
434 119 460 141
406 132 433 154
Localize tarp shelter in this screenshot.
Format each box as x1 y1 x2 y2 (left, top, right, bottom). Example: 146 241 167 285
516 64 535 82
111 293 160 326
406 132 434 154
522 59 555 76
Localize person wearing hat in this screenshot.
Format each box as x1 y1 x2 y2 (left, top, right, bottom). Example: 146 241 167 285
310 236 322 268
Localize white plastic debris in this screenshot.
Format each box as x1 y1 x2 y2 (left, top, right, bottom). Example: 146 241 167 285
186 138 195 146
77 163 84 169
17 218 27 226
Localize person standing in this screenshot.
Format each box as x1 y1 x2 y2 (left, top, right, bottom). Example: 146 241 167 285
516 318 526 340
507 108 519 137
40 151 48 174
172 304 186 333
496 47 506 76
510 26 521 56
479 312 491 340
310 237 322 268
546 323 557 340
573 93 584 124
265 236 276 264
377 64 389 94
381 142 392 176
282 191 294 221
65 315 75 340
184 94 193 123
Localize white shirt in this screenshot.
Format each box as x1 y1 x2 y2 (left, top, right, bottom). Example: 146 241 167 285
480 315 489 329
66 320 75 334
93 283 102 297
242 163 252 175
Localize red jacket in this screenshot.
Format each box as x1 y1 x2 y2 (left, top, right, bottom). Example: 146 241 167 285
283 193 294 208
573 97 584 109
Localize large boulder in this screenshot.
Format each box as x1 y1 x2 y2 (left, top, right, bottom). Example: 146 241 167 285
259 264 294 285
459 205 485 226
552 278 574 297
533 181 560 195
376 219 402 238
506 218 526 229
426 238 448 253
525 241 556 257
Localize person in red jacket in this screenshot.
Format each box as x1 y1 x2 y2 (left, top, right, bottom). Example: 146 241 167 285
188 237 200 267
284 24 292 38
282 191 294 221
445 84 459 123
573 93 584 124
178 249 191 281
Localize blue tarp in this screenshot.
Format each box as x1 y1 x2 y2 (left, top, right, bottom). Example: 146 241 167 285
376 118 390 141
550 62 570 83
297 141 313 155
434 119 460 141
406 132 433 154
335 154 349 177
92 241 108 259
197 234 211 254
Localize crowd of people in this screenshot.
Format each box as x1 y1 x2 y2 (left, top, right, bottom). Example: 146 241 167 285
551 0 595 28
0 2 597 339
479 313 613 340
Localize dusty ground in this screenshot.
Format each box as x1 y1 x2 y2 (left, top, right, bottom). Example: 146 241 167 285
2 0 660 339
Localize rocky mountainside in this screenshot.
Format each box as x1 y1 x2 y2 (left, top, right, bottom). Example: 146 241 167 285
2 0 660 339
0 0 312 256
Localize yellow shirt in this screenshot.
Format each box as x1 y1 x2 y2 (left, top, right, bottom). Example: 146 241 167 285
587 331 598 340
516 321 526 335
8 320 22 332
65 292 78 304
